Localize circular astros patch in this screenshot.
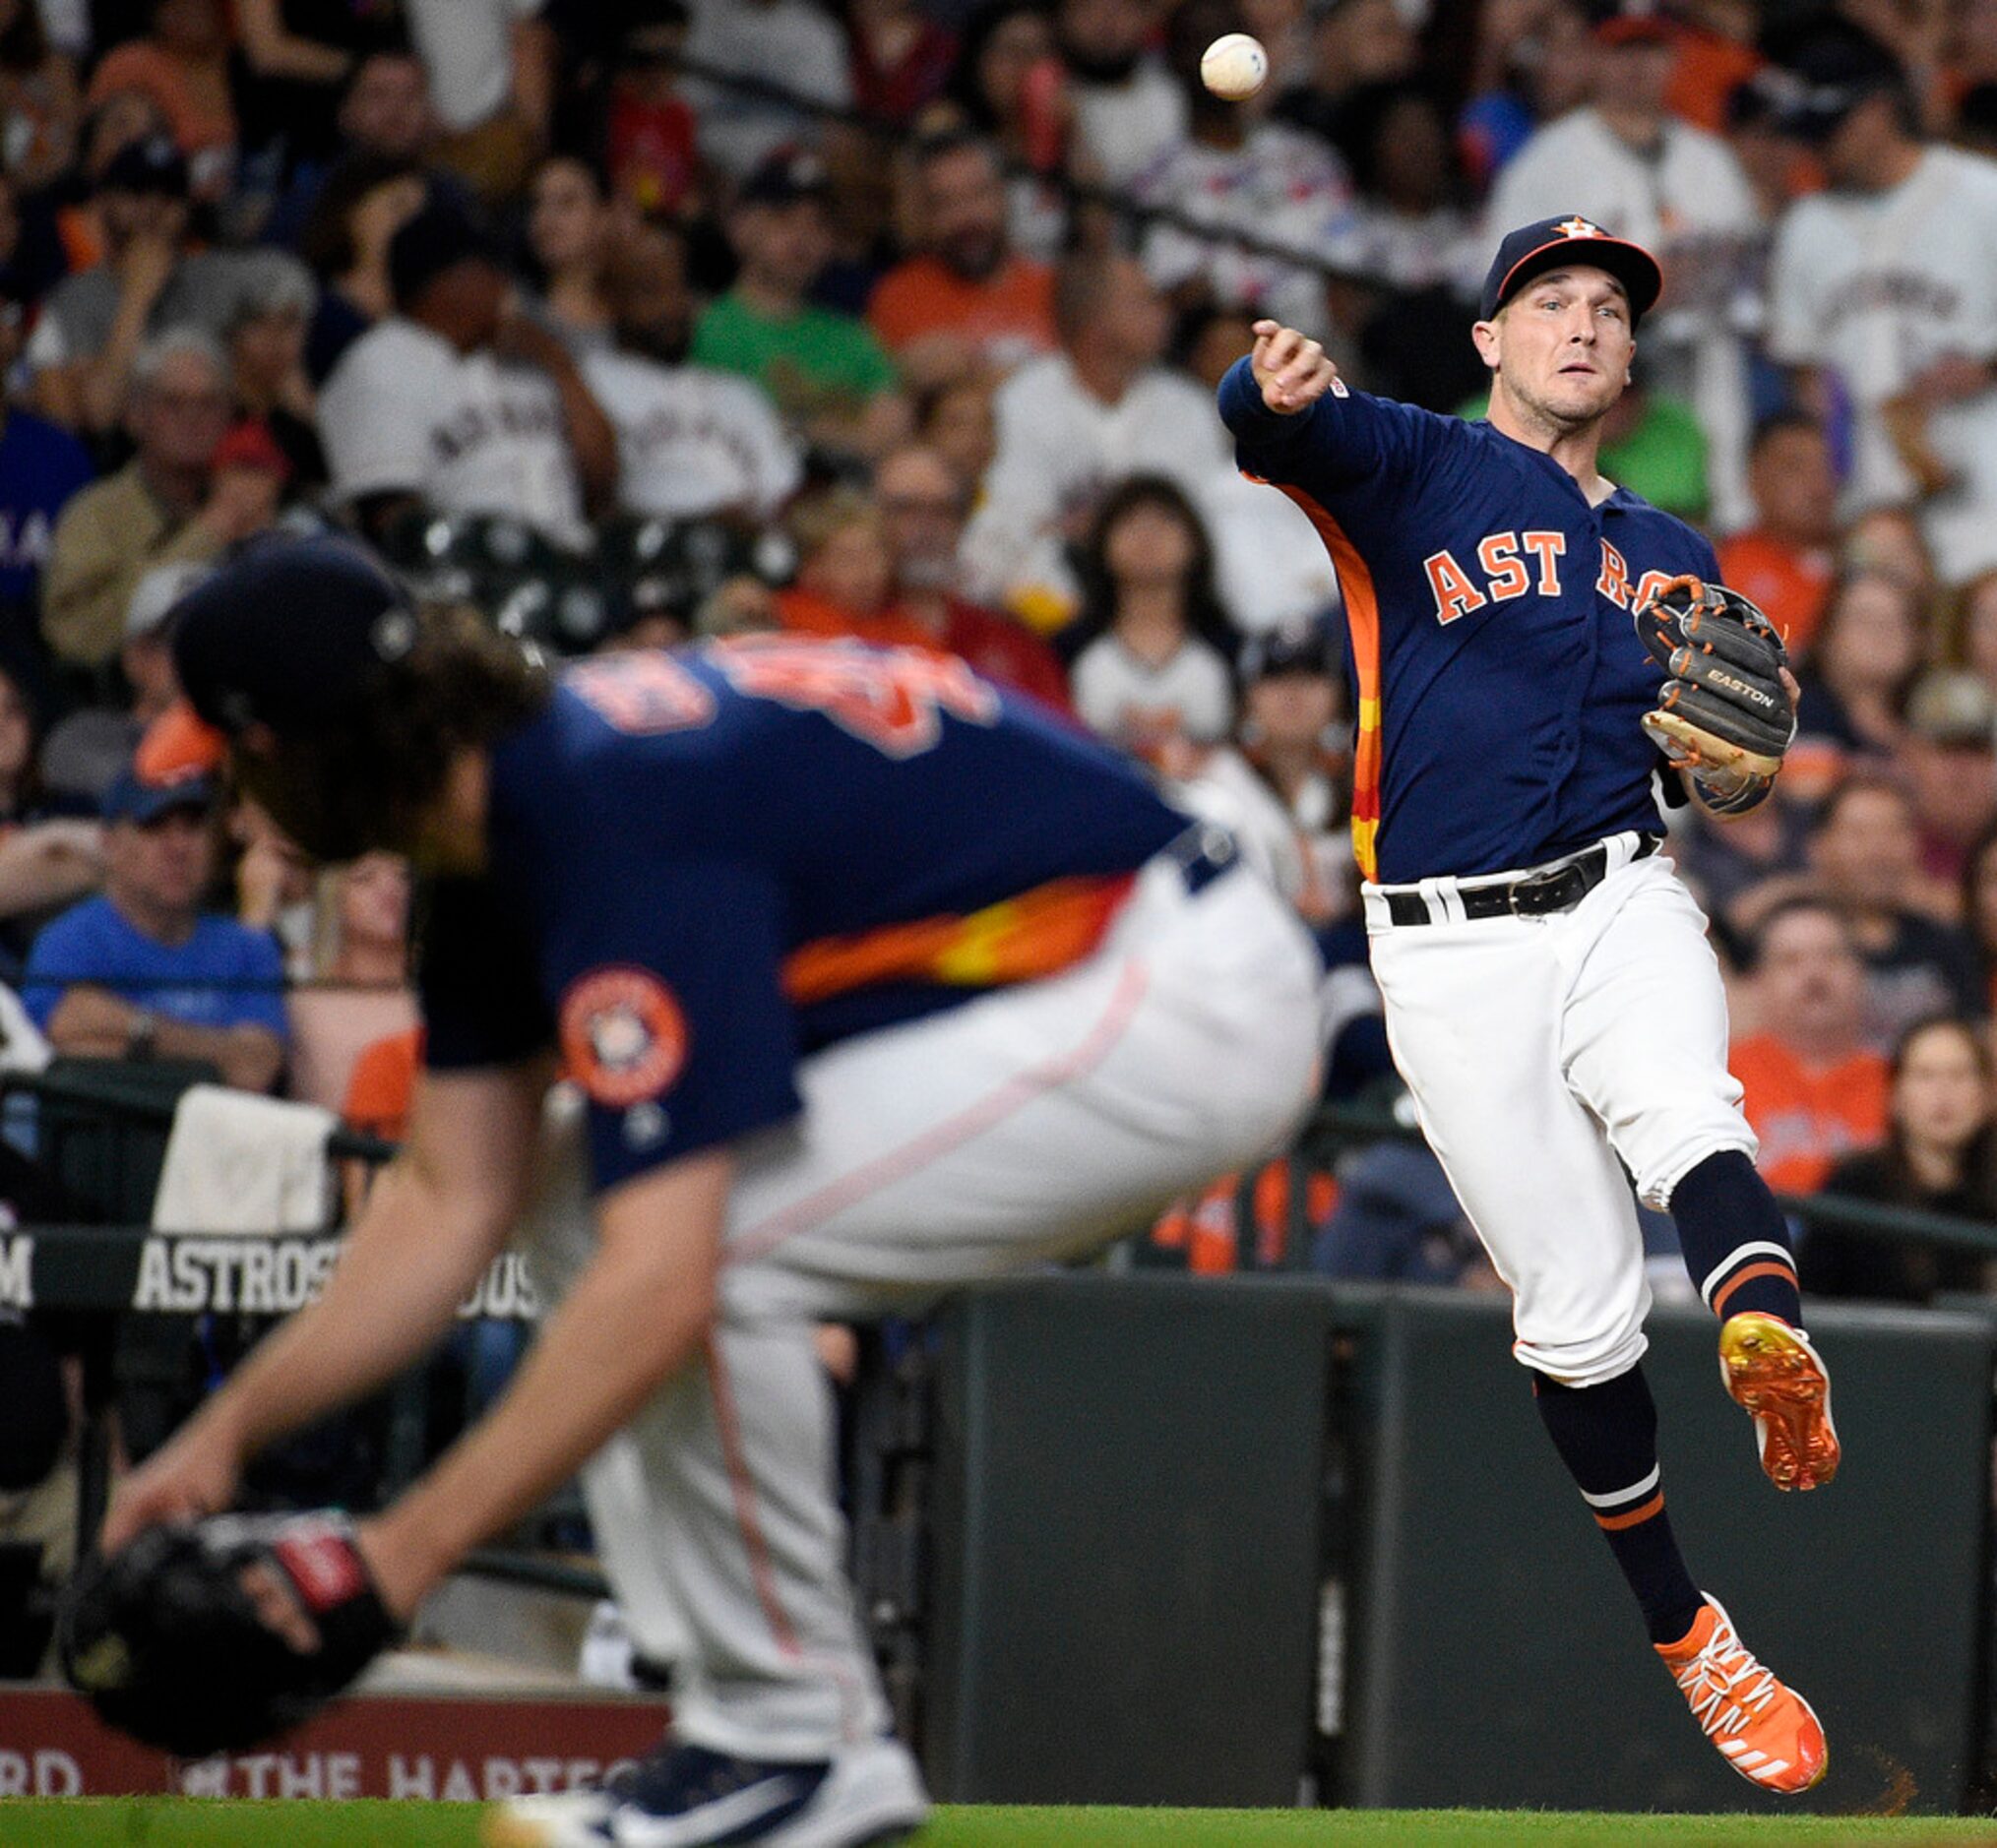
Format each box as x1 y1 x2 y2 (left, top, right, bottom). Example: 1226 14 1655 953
559 966 689 1108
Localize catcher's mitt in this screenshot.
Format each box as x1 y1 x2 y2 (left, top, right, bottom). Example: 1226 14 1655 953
60 1511 401 1757
1635 575 1795 781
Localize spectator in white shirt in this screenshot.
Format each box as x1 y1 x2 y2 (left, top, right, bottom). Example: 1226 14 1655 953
317 199 616 546
1482 0 1763 527
1131 0 1357 336
402 0 552 203
1055 0 1185 187
1066 473 1238 770
962 249 1336 631
1767 31 1997 588
1179 619 1352 922
583 225 801 524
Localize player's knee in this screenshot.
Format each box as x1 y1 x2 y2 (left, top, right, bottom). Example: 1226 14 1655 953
1631 1128 1759 1212
1511 1267 1651 1388
1514 1324 1650 1390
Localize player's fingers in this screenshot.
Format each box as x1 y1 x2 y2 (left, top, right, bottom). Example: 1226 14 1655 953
99 1495 165 1556
240 1562 323 1655
1255 326 1302 380
1274 336 1323 385
1274 338 1330 405
101 1474 215 1554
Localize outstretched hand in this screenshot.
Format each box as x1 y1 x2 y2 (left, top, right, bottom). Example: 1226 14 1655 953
1250 319 1341 414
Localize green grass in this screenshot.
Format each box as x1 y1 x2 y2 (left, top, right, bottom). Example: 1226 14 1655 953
4 1805 1997 1847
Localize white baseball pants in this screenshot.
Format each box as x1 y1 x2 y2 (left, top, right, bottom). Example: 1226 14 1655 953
528 856 1324 1760
1363 836 1757 1388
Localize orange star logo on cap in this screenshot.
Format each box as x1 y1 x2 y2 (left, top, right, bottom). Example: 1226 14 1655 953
1557 216 1603 239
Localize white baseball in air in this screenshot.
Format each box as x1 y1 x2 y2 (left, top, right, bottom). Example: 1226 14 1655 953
1200 31 1268 101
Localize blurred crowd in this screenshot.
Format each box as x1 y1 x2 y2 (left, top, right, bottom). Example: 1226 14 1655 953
0 0 1991 1346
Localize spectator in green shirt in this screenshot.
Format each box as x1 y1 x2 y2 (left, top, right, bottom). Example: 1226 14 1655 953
693 148 911 462
1458 359 1708 524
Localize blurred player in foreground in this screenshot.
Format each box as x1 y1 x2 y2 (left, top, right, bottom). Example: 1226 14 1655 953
98 536 1323 1848
1220 218 1838 1791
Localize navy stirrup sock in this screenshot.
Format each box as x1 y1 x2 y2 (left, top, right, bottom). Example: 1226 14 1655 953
1533 1365 1704 1647
1669 1149 1803 1326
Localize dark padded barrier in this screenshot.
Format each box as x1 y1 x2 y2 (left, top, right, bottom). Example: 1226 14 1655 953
922 1274 1335 1805
1341 1293 1993 1814
910 1278 1993 1814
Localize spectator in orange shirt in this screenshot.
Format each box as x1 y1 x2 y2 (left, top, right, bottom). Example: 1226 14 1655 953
1716 413 1837 654
1661 0 1762 133
340 1020 419 1217
778 457 1070 708
87 0 238 202
775 485 899 638
868 130 1056 383
1730 896 1890 1197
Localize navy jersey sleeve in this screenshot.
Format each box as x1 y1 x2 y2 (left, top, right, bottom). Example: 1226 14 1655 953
549 855 801 1195
417 876 558 1072
1217 355 1439 497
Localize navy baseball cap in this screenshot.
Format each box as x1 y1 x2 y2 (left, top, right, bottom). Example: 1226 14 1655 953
102 765 216 825
1760 32 1904 141
1478 216 1663 326
137 535 416 784
1242 620 1337 682
100 134 188 199
739 146 832 209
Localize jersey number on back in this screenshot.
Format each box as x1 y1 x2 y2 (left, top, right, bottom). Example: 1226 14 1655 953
569 654 718 733
716 636 1003 758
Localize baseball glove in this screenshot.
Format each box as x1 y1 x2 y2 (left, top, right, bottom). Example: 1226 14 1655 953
60 1511 401 1757
1635 575 1796 781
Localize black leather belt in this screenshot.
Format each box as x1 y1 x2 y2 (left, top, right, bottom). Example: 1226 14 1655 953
1157 822 1241 896
1382 833 1661 927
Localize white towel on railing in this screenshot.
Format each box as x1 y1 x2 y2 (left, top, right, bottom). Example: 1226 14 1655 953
0 985 48 1076
152 1083 338 1234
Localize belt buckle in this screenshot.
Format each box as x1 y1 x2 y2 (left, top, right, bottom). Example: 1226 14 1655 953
1509 862 1583 917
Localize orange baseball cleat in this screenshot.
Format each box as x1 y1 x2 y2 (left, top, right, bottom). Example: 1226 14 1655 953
1718 1312 1840 1491
1656 1596 1828 1794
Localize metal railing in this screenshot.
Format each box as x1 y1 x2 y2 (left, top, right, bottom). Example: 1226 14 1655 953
1300 1100 1997 1259
668 47 1386 292
10 1065 1995 1614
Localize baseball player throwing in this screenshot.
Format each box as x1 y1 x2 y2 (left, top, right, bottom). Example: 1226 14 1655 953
1221 216 1837 1792
76 538 1324 1846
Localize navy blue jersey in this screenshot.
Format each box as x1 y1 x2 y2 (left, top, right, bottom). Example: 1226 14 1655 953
0 410 94 610
418 638 1186 1192
1217 359 1717 884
